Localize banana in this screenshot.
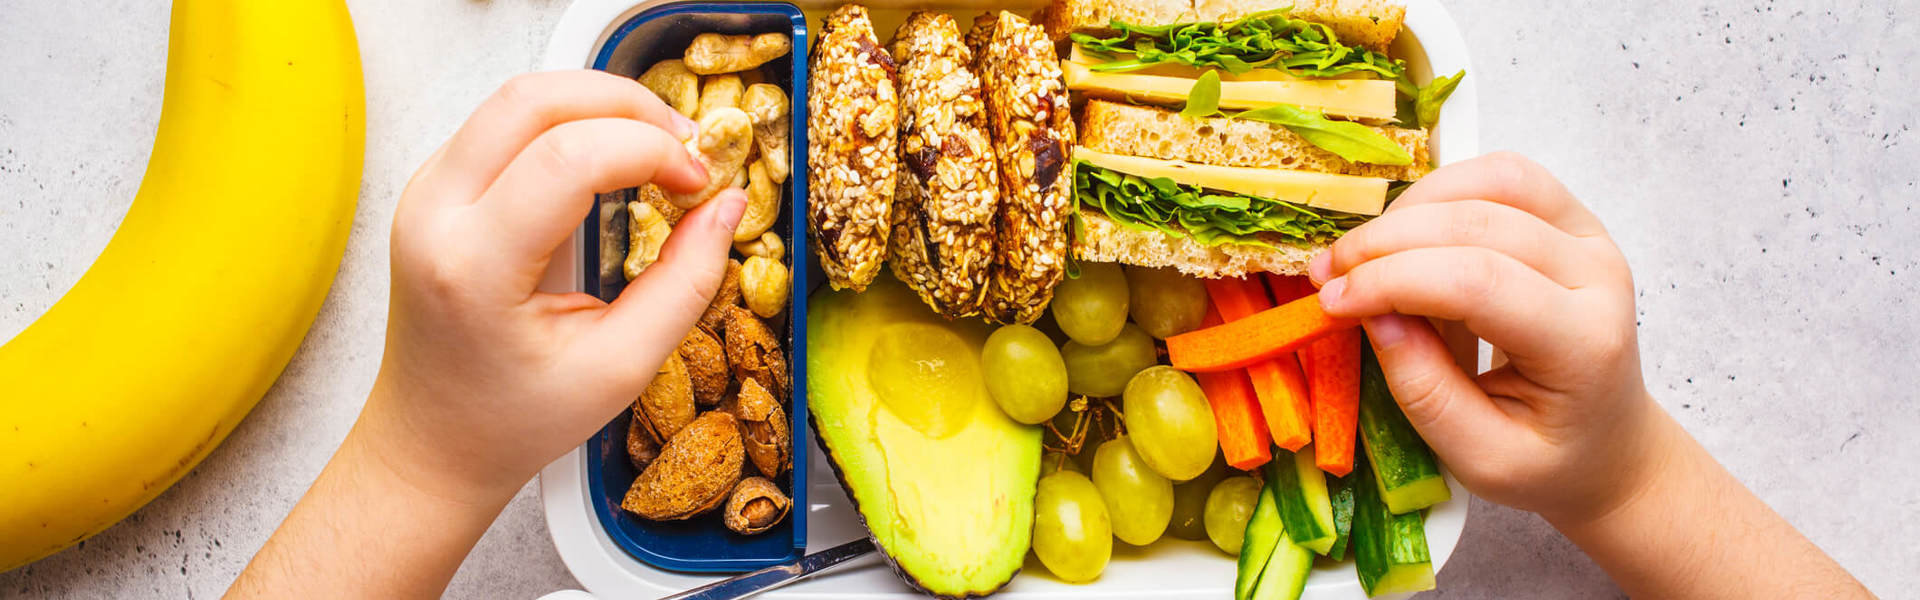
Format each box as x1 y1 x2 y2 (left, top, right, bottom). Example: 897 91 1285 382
0 0 363 570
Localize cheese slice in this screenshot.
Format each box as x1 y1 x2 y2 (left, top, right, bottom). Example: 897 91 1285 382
1062 59 1397 121
1076 147 1390 216
1066 47 1308 82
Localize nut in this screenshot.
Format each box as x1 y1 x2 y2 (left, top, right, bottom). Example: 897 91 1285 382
637 183 685 225
668 107 754 210
733 159 779 243
622 411 745 521
624 202 672 281
729 378 791 479
695 73 744 120
638 59 700 117
722 476 791 535
742 84 791 183
679 326 729 407
697 259 743 334
635 352 696 442
626 403 660 469
739 255 790 319
733 232 785 261
685 32 792 75
723 305 788 402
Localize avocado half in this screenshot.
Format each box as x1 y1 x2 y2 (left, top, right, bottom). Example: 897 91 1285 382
807 276 1043 599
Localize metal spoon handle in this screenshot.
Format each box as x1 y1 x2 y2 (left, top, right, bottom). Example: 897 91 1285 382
658 538 877 600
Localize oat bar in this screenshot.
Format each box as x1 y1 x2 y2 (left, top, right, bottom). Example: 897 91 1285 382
806 4 899 292
972 11 1075 324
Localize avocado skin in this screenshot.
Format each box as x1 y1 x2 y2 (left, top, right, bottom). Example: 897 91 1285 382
807 276 1043 599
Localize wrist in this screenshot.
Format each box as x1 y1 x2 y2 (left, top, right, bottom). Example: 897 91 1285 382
352 375 530 507
1543 393 1692 534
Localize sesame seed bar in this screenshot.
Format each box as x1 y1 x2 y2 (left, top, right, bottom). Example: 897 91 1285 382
806 4 899 292
972 11 1075 325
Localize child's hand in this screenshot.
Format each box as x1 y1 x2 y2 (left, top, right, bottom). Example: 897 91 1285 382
1309 152 1657 524
365 71 746 498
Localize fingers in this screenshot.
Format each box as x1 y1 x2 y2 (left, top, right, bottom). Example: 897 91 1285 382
1313 200 1598 287
1319 246 1574 361
472 118 707 283
1392 152 1608 238
583 191 748 386
425 71 697 199
1362 314 1529 466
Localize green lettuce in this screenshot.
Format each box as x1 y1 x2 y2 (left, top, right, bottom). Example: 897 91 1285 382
1070 8 1405 79
1074 162 1370 249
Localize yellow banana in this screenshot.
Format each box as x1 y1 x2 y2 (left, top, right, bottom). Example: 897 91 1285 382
0 0 363 570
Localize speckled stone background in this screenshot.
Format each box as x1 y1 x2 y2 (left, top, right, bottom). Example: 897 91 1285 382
2 0 1914 598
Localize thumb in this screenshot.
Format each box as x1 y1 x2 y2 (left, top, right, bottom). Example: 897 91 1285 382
587 190 747 383
1362 314 1522 465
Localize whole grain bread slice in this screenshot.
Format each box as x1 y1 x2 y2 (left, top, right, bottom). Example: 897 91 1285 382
1073 209 1318 277
1045 0 1405 52
1078 100 1431 181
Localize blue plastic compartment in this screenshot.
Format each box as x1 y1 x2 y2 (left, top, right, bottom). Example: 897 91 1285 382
580 1 811 574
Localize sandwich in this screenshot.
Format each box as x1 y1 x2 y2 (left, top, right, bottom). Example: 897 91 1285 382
1048 0 1464 277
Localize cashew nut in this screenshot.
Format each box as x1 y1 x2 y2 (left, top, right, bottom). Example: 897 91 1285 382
638 59 699 117
733 231 785 262
685 32 792 75
625 202 671 281
668 107 754 210
695 74 744 120
733 159 779 243
740 255 791 319
742 84 791 183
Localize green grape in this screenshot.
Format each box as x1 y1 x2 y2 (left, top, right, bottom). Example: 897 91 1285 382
1040 451 1079 477
1125 265 1209 339
1051 262 1131 345
1204 476 1263 555
1122 366 1219 480
981 324 1070 424
1167 452 1228 540
1090 437 1173 546
1061 324 1158 397
1033 471 1113 584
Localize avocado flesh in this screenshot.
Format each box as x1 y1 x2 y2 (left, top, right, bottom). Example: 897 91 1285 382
808 277 1043 598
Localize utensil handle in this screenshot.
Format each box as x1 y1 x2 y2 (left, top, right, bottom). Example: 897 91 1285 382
659 538 876 600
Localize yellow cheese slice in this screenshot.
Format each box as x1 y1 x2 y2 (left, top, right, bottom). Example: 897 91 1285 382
1061 59 1397 121
1076 148 1390 216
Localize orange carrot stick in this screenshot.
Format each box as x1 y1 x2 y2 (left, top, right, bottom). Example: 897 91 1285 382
1195 307 1273 470
1169 292 1357 373
1205 278 1314 451
1302 327 1362 476
1265 273 1316 304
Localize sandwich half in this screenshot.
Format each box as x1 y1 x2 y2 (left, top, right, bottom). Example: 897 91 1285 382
1057 1 1461 277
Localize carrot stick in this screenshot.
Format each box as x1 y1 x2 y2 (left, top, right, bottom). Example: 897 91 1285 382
1302 327 1362 476
1168 292 1357 373
1194 307 1273 470
1265 273 1316 304
1205 278 1314 451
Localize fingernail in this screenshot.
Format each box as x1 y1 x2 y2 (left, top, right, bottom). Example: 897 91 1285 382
1318 276 1346 308
1308 252 1332 285
671 112 698 141
1364 315 1408 347
716 192 746 232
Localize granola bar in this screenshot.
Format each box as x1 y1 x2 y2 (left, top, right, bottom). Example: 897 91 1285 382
886 12 999 318
972 11 1075 324
806 4 898 292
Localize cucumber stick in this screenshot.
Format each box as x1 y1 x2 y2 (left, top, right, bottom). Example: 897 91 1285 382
1235 487 1283 600
1249 532 1314 600
1266 446 1336 554
1351 452 1436 597
1358 341 1451 514
1326 471 1356 561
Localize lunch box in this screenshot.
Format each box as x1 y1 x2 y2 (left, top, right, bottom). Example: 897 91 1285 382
538 0 1485 596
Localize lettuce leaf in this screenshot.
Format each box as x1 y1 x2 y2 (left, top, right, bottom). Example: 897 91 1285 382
1070 8 1405 80
1074 162 1370 249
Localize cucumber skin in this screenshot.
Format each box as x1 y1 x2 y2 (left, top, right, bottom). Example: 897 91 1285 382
1351 452 1435 597
1266 447 1336 554
1235 487 1284 600
1358 341 1451 514
1327 472 1356 561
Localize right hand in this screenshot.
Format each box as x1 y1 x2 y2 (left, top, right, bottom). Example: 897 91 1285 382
1309 152 1662 524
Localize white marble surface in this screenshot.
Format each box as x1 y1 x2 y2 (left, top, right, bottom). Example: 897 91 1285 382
1 0 1915 598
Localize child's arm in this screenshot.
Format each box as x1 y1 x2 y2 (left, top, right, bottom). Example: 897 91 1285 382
227 70 745 599
1310 152 1870 598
